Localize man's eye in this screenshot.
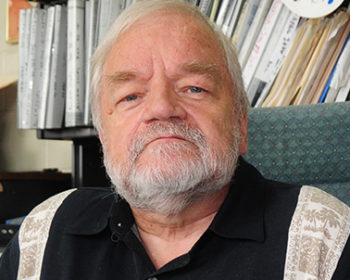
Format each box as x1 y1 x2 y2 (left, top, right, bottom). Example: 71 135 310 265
124 95 138 102
188 87 204 93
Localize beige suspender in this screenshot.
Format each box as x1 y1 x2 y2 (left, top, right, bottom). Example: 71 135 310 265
17 189 76 280
284 186 350 280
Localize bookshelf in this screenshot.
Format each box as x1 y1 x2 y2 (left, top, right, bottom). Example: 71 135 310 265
16 0 350 187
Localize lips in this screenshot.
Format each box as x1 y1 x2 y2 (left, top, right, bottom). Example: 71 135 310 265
144 135 189 148
150 135 186 142
134 134 193 157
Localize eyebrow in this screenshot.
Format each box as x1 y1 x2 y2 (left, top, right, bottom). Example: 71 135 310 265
104 71 138 88
181 62 221 80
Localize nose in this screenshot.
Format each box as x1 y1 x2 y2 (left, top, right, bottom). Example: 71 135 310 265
142 78 186 123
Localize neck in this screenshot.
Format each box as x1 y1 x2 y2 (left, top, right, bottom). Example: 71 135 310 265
131 186 229 269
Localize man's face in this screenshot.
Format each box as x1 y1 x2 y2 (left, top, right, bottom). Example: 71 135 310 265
99 11 247 214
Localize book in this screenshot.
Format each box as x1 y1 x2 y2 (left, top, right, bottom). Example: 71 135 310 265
294 12 350 105
18 7 31 128
22 8 33 128
97 0 111 44
261 18 326 107
246 4 291 103
45 5 67 129
17 9 28 129
22 7 47 129
38 6 55 129
199 0 214 17
225 0 244 38
66 0 86 127
32 8 47 129
238 0 272 69
242 0 284 89
84 0 99 126
285 18 329 106
220 1 237 35
232 0 259 51
215 0 230 27
85 1 90 54
310 13 350 104
84 0 91 125
318 64 336 103
209 0 221 22
232 0 250 45
251 7 299 106
335 71 350 102
325 34 350 102
221 0 244 38
253 11 300 107
97 0 125 44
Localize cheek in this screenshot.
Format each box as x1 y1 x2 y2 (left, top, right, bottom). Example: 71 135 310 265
210 120 234 144
197 109 237 151
101 129 123 159
197 101 235 131
99 114 128 162
100 112 141 163
100 92 125 135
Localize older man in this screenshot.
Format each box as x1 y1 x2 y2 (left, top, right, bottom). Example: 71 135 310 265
1 1 350 279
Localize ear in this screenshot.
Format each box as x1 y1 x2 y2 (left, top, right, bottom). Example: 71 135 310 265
238 113 248 155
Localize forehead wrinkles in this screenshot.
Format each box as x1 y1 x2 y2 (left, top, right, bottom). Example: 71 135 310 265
121 9 224 56
102 10 230 92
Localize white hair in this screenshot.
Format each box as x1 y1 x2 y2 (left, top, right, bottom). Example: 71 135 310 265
90 0 249 134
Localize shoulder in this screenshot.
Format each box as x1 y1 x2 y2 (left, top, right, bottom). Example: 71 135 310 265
54 187 116 232
263 178 302 203
20 187 114 233
16 187 115 280
260 177 303 222
20 187 115 249
284 186 350 280
56 187 115 215
18 188 78 248
27 187 116 234
237 157 303 201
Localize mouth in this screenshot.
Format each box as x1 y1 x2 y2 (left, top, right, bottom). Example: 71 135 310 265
131 135 191 161
147 135 187 145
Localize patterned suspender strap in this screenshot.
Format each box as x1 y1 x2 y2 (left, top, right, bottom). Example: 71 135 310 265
17 189 76 280
284 186 350 280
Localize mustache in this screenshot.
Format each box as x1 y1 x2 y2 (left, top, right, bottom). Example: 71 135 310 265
129 120 207 160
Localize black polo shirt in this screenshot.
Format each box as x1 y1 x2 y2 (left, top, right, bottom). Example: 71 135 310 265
1 159 350 279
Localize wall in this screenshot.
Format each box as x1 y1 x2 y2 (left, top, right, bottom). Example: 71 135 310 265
0 0 71 172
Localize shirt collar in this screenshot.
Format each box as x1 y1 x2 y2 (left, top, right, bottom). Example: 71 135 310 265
209 157 265 242
109 197 135 241
64 191 115 235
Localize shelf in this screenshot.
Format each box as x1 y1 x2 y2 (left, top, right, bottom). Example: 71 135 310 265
0 76 17 91
37 127 97 140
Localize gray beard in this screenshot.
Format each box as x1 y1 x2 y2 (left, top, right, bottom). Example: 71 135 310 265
103 120 240 216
